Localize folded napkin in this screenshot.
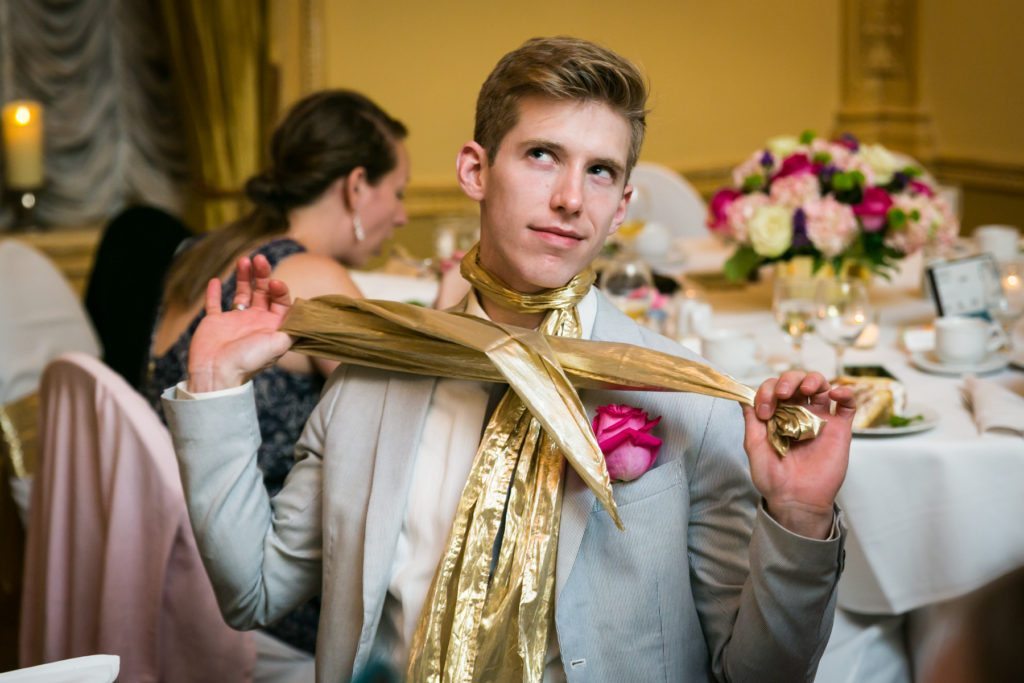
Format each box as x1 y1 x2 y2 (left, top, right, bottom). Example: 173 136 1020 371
962 375 1024 436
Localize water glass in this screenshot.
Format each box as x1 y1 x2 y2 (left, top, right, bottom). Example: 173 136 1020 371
814 279 871 378
772 277 817 368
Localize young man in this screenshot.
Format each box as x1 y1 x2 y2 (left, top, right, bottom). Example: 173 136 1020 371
166 37 855 682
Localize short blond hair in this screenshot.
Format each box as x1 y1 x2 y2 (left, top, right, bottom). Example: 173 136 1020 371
474 36 649 173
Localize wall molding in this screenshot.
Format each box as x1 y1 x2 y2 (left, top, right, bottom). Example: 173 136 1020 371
931 156 1024 195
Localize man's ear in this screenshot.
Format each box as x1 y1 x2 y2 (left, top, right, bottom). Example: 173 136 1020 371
456 141 487 202
342 166 368 211
608 183 634 235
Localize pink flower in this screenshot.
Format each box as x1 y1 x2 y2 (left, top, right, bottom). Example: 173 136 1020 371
886 194 952 255
853 187 894 232
592 404 662 482
908 179 935 197
773 153 814 179
707 188 742 232
803 196 859 258
724 192 770 243
732 150 774 186
770 173 820 208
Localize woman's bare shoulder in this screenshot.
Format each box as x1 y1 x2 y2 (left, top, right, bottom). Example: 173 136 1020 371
270 251 362 299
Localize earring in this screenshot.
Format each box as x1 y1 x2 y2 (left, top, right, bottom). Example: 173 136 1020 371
353 215 365 242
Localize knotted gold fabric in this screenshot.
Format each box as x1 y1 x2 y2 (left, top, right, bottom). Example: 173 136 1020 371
279 246 823 681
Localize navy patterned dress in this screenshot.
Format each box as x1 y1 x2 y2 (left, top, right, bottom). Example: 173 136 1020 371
145 237 323 654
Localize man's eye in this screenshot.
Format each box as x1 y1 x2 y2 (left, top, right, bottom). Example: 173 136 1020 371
590 165 614 180
528 148 553 162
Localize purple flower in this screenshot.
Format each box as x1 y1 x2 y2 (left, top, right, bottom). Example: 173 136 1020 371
792 208 811 247
836 133 860 152
852 187 894 232
759 150 775 168
707 188 742 233
592 405 662 482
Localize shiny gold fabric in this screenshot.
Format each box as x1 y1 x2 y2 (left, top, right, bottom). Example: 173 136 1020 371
0 392 40 480
279 249 823 682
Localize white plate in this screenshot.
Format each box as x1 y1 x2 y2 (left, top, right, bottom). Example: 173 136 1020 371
852 405 939 437
910 350 1010 376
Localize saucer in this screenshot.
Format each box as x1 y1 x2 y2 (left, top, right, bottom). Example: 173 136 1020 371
910 350 1010 376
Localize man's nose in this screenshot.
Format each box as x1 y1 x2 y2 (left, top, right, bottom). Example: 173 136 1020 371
551 170 583 214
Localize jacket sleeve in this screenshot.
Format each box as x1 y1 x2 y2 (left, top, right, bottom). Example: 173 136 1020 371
687 397 846 683
162 377 339 629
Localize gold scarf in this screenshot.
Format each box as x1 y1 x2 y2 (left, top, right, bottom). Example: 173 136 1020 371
279 246 822 681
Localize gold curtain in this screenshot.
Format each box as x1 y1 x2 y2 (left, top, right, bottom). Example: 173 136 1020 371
159 0 270 231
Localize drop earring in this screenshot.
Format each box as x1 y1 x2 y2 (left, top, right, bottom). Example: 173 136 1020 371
353 215 365 242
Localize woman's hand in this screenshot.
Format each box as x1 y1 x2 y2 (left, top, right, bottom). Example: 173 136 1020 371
741 370 857 539
187 254 295 393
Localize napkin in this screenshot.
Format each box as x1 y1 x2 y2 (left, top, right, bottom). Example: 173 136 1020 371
0 655 120 683
962 375 1024 436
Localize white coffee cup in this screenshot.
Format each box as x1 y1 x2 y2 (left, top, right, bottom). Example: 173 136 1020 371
934 316 1005 365
700 329 759 377
975 224 1021 263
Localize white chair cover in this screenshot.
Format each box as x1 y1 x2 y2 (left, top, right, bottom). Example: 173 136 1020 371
626 162 708 239
0 655 119 683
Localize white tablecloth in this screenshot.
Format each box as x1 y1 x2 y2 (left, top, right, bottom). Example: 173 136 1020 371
674 242 1024 616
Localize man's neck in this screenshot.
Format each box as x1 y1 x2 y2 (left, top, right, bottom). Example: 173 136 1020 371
479 296 545 329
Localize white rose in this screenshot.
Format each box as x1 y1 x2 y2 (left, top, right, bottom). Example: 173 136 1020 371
857 143 900 185
766 135 801 159
748 205 793 257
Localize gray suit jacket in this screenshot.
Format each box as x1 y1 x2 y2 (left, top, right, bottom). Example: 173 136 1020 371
165 293 845 683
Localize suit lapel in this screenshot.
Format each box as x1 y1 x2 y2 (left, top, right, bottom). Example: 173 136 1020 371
360 373 436 644
556 293 646 600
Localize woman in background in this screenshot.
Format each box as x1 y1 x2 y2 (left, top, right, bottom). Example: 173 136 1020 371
144 89 410 677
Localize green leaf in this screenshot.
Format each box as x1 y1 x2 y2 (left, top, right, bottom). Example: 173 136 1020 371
724 246 763 283
903 166 923 178
741 174 764 193
888 414 924 427
850 170 865 186
812 152 832 165
832 172 853 191
799 130 816 144
888 208 907 230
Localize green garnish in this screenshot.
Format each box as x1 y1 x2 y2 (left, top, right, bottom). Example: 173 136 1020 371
888 414 924 427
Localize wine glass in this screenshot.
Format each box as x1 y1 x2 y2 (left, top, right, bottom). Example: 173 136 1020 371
814 279 871 379
600 254 655 321
772 277 817 369
988 261 1024 350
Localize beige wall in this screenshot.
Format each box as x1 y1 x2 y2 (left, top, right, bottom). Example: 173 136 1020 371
318 0 841 185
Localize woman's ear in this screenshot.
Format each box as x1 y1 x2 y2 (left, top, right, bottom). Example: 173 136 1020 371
342 166 368 212
456 142 487 202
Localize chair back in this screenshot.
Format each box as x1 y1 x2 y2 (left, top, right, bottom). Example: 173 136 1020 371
0 240 100 406
20 353 253 681
626 162 708 239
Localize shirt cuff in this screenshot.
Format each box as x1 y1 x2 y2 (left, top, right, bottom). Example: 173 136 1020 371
175 379 253 401
760 499 841 542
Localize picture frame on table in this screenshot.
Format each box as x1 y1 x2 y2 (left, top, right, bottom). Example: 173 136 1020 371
925 253 1003 318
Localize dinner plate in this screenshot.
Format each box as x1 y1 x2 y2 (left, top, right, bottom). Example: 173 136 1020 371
852 405 939 437
910 350 1010 376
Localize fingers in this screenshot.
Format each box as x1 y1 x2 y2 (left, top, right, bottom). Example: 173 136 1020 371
755 371 832 420
233 257 253 311
755 377 779 420
267 278 293 316
250 254 273 310
829 385 858 420
205 278 222 315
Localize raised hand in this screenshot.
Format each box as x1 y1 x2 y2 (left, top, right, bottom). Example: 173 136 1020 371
741 370 857 539
187 254 295 393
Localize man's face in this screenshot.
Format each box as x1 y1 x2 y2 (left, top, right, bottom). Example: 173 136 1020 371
471 96 633 293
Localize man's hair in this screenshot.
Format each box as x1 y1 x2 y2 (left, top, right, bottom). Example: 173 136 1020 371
474 36 648 174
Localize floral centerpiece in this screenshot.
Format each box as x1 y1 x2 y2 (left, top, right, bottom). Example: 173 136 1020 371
707 131 959 282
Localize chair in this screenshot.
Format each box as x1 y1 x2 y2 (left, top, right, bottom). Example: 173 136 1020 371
84 205 193 389
626 162 708 239
20 353 254 681
0 240 101 406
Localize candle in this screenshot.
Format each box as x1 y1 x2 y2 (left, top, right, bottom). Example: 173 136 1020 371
2 100 44 189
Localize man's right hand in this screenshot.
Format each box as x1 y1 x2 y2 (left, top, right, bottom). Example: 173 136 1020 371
187 254 295 393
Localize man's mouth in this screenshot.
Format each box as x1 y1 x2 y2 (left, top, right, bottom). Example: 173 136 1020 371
530 225 584 243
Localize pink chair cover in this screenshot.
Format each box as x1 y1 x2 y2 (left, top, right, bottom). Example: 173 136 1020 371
20 352 254 682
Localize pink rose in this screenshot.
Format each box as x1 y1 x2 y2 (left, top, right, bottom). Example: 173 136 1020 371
908 179 935 197
853 187 894 232
707 188 742 232
803 195 859 258
592 404 662 482
773 153 814 179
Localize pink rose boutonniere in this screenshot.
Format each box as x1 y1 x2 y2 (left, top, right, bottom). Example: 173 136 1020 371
592 404 663 482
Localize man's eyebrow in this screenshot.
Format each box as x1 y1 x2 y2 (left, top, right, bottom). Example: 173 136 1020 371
521 138 626 177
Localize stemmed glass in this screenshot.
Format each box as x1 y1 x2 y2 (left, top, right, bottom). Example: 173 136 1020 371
988 261 1024 350
772 277 817 369
814 279 872 379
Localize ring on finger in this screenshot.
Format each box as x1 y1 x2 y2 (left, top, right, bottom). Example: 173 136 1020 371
233 303 248 311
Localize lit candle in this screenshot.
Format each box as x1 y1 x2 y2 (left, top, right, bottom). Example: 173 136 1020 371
2 100 44 189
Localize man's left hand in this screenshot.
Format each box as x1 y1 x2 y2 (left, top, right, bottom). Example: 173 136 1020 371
741 371 857 540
